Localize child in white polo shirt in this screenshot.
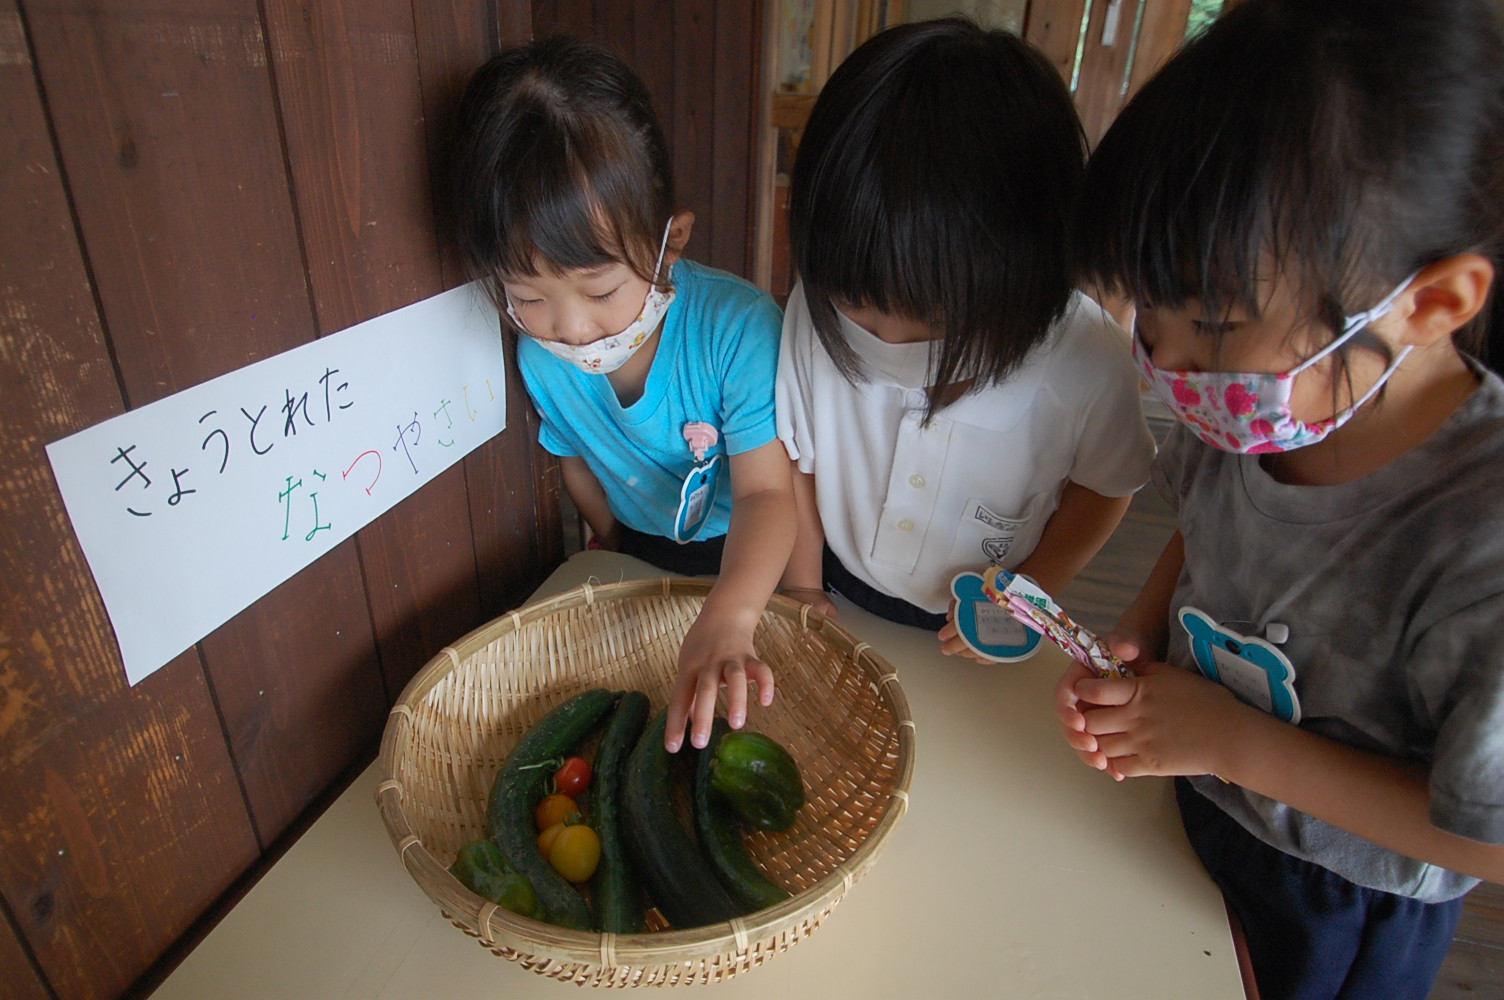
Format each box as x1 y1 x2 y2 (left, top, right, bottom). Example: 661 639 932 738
776 18 1155 639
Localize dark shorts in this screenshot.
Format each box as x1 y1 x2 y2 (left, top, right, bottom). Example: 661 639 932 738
615 524 725 577
821 547 949 631
1175 778 1463 1000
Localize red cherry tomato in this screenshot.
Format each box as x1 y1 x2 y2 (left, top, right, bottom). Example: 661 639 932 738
554 756 592 797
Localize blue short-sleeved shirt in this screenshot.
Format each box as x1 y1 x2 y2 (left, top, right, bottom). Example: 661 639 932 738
517 259 783 540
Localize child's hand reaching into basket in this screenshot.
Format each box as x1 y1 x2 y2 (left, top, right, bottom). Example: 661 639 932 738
664 601 776 753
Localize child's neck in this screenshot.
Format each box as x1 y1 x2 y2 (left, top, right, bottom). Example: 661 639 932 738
604 325 663 407
1261 343 1478 486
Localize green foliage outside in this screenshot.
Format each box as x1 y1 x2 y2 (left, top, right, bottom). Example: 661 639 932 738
1186 0 1226 40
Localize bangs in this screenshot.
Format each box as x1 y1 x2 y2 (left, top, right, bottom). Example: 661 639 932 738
1073 2 1430 336
467 114 661 295
448 41 676 317
790 19 1083 411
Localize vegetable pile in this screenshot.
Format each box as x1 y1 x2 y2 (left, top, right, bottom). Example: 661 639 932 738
448 688 806 933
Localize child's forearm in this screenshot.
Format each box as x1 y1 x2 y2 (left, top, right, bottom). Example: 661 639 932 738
780 468 826 592
705 485 797 623
1216 705 1504 884
664 443 795 750
1013 482 1133 594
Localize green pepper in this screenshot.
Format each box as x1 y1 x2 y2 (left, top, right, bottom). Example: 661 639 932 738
449 839 544 919
708 730 805 832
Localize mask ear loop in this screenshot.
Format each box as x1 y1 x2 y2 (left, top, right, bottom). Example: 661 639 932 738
1290 271 1421 418
1288 271 1420 375
649 217 674 288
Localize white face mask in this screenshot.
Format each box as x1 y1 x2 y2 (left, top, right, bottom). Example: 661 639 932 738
507 219 677 375
836 308 934 389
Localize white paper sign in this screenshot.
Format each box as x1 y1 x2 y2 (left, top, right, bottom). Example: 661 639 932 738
46 282 507 685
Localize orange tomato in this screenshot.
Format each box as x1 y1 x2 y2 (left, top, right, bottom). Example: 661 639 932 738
534 793 580 831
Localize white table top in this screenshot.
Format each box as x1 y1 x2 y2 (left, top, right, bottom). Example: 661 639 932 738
153 550 1244 999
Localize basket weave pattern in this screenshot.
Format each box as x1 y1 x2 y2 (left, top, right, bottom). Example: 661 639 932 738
376 577 915 986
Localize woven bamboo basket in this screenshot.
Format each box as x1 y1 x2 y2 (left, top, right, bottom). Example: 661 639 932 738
375 576 915 987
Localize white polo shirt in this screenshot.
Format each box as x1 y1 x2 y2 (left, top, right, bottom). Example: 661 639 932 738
776 283 1156 613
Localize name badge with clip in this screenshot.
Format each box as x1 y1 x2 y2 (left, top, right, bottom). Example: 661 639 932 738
673 421 722 543
1179 608 1301 723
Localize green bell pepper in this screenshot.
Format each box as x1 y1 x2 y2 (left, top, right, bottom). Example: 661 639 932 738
449 839 544 919
708 730 806 831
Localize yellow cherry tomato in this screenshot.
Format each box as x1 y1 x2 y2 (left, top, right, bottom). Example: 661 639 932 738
545 823 601 883
537 821 566 858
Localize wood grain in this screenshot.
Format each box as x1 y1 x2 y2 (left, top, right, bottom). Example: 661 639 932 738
3 3 260 997
1023 0 1090 85
1071 0 1141 145
260 0 485 710
0 907 49 1000
711 0 762 274
1127 0 1193 96
0 1 774 997
671 0 717 268
417 0 564 627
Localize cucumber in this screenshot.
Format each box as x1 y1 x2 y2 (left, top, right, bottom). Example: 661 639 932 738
590 690 650 933
486 687 615 930
695 718 792 911
622 708 744 928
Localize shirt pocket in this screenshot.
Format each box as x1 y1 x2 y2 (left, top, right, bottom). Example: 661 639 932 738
946 494 1051 572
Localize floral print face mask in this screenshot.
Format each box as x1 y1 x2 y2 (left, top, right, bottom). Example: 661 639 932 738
1134 276 1415 454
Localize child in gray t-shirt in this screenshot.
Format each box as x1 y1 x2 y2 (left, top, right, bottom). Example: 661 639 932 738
1051 2 1504 998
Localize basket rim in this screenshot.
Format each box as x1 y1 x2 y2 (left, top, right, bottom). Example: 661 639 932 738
375 576 916 969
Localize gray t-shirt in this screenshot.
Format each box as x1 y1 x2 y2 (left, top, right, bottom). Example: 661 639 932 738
1158 365 1504 902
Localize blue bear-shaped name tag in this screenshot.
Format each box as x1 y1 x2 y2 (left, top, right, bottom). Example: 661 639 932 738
1178 606 1301 724
949 571 1041 662
673 455 721 543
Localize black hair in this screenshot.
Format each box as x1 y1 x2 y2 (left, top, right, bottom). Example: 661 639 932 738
447 36 677 315
789 17 1086 418
1075 0 1504 372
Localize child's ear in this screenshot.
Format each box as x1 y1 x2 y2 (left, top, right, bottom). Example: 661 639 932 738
666 211 695 258
1397 253 1494 346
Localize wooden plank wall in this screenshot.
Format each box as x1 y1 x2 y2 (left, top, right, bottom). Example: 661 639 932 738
532 0 765 279
1022 0 1195 145
0 2 763 999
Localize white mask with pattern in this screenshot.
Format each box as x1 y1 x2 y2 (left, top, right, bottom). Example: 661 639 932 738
508 219 676 375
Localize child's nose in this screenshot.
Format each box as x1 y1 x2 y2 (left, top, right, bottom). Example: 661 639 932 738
554 304 602 346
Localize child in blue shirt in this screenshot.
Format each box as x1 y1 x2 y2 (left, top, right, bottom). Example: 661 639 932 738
450 37 795 752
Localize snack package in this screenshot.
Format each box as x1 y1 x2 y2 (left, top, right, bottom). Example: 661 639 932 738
950 567 1130 678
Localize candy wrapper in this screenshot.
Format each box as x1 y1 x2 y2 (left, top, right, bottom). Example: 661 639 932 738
978 567 1131 678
